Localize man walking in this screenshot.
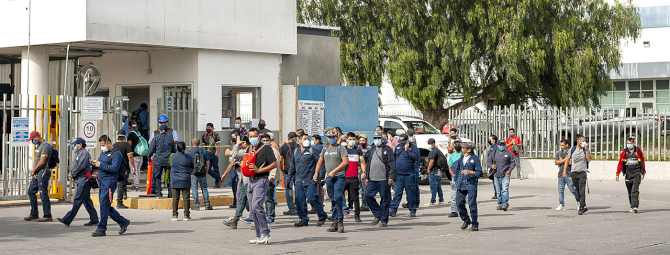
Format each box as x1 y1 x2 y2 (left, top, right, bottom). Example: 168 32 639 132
58 138 99 227
258 119 272 136
487 141 516 211
90 135 131 237
616 138 646 213
451 143 482 231
148 124 176 198
279 132 299 216
487 135 499 199
189 138 212 210
505 128 523 180
114 130 135 209
246 128 277 245
128 120 143 191
390 134 419 217
314 130 349 233
24 131 53 222
404 129 420 209
358 134 371 211
364 131 396 227
344 132 366 222
447 139 463 218
562 135 592 215
290 133 328 227
223 136 251 229
426 138 444 206
555 139 579 211
202 123 223 189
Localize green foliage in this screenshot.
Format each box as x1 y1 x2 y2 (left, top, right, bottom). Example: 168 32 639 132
300 0 641 125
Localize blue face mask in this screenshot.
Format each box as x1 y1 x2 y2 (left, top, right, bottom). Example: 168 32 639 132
373 139 382 147
348 140 356 147
328 138 337 145
310 140 315 147
264 142 271 146
509 133 514 137
250 137 259 146
409 137 416 143
498 145 505 151
73 146 79 153
235 124 240 129
32 140 38 145
627 144 634 150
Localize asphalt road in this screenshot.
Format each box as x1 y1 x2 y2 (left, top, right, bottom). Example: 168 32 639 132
1 179 669 254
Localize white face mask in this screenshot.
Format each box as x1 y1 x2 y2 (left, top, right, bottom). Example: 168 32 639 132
302 140 310 148
101 145 109 153
580 141 587 148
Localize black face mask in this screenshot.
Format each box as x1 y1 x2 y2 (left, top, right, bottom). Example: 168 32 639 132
450 135 457 140
231 137 237 143
454 145 462 152
258 124 266 130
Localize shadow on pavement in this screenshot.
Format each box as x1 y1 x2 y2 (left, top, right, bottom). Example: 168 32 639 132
124 229 195 236
509 206 553 211
483 226 533 231
272 236 347 244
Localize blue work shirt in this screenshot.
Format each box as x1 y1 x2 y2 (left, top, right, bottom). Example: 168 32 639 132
148 132 177 166
288 147 320 187
70 149 92 184
133 107 149 131
394 143 419 175
97 147 123 183
486 149 516 178
451 153 483 191
149 129 180 143
187 147 211 177
313 143 325 179
169 152 193 189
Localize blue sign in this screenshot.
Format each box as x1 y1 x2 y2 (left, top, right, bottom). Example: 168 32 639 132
12 117 30 146
167 96 173 110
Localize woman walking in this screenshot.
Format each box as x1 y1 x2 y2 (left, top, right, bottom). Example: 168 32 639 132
170 142 194 221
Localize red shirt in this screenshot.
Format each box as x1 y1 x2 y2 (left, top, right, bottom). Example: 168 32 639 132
506 136 522 156
345 147 362 177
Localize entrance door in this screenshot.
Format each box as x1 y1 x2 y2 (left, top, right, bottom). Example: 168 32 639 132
123 86 150 115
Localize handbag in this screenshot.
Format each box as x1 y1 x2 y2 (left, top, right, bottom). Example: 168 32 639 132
487 151 498 180
84 170 99 189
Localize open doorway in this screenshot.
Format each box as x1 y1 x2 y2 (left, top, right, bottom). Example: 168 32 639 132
123 86 150 115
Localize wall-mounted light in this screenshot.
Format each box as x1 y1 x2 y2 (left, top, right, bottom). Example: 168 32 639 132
643 41 650 47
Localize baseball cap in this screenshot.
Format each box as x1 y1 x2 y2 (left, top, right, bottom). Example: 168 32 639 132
117 129 126 136
406 129 415 136
373 131 383 138
427 138 436 144
27 131 40 141
398 133 408 143
70 137 86 145
288 132 297 139
463 142 475 150
159 124 168 132
326 130 338 137
324 126 334 133
129 120 138 128
358 134 368 140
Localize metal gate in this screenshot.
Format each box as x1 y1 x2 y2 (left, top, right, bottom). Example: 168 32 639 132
157 87 198 144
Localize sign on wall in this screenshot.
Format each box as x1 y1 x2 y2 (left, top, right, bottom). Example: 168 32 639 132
82 121 98 148
82 97 104 121
298 100 325 136
11 117 30 147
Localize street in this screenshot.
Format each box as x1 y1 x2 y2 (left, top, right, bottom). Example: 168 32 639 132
1 179 669 254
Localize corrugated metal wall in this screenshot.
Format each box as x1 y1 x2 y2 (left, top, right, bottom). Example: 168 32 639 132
0 60 75 97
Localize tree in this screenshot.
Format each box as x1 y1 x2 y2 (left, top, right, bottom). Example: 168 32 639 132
300 0 641 128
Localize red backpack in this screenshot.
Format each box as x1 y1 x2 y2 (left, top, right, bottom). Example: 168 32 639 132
241 144 265 177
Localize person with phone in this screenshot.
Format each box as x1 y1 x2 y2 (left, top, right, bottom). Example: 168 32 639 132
58 138 99 227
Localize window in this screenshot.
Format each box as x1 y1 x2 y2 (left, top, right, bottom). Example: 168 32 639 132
222 86 261 123
403 121 440 134
383 121 403 133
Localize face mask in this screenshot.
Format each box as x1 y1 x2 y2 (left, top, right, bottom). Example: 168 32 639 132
302 140 311 148
450 135 456 140
235 124 240 129
206 128 212 133
382 139 387 144
627 144 634 150
509 133 514 137
231 137 237 143
258 124 266 129
250 137 259 146
360 142 367 148
409 137 416 143
373 139 382 147
101 146 109 153
328 138 337 145
488 140 493 145
73 146 80 153
225 113 231 118
580 141 586 148
32 140 38 145
341 142 347 147
348 140 356 147
264 142 271 146
310 140 315 147
498 145 505 151
454 145 462 152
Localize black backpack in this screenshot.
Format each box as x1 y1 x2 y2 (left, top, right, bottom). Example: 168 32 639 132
192 148 207 175
48 144 60 169
282 143 297 173
435 148 448 170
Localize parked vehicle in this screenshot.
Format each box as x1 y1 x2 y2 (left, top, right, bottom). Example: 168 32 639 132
379 116 472 185
441 123 457 134
556 107 663 141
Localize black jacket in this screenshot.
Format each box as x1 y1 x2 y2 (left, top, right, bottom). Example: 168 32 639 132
364 144 397 181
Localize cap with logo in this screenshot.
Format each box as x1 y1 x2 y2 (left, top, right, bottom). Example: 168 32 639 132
27 131 40 142
326 130 338 137
398 133 408 143
427 138 436 144
406 129 415 136
70 137 86 145
373 131 383 138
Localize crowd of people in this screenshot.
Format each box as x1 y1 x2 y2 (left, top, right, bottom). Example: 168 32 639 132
21 113 648 243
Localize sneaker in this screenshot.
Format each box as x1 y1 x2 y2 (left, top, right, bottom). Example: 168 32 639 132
119 220 130 235
491 196 497 200
249 237 260 244
633 207 638 213
355 216 361 222
577 202 580 211
117 204 129 209
229 204 237 209
23 215 39 221
242 217 253 223
327 222 338 232
223 220 238 229
191 206 200 211
84 221 98 226
501 205 508 211
183 217 192 221
460 222 470 230
582 207 588 213
470 226 479 231
327 216 333 221
337 221 344 233
172 217 179 221
379 222 388 227
448 212 459 218
628 208 634 213
370 218 380 226
401 203 408 208
409 212 417 217
389 211 397 217
438 202 445 205
283 211 298 216
91 231 106 237
57 218 70 227
316 220 326 227
38 217 53 222
425 203 435 207
294 221 309 227
205 206 213 210
496 206 502 210
519 177 523 180
578 209 584 215
257 234 271 245
343 212 350 218
555 205 565 211
267 219 274 224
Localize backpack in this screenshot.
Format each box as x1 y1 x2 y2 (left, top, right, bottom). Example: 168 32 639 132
570 146 589 169
47 144 60 169
282 143 297 173
192 148 207 175
131 109 146 131
241 144 265 177
154 128 175 142
131 130 149 156
435 149 449 170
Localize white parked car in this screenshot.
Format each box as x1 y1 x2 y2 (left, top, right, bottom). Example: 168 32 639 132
379 116 472 185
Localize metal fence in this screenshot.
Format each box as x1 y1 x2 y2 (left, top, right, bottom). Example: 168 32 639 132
446 106 670 161
157 97 198 144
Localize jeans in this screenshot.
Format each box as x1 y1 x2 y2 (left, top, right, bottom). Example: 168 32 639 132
62 181 98 224
248 178 270 238
208 155 221 184
450 182 458 213
232 180 248 221
493 175 510 206
390 174 417 213
153 165 170 198
172 188 191 218
571 171 587 209
191 175 210 208
359 175 368 209
429 174 444 203
117 165 129 204
325 176 346 222
28 169 51 217
97 181 128 233
366 180 392 223
344 177 360 216
413 169 420 205
515 156 521 178
132 156 143 187
456 189 478 227
558 176 579 206
295 184 328 222
230 168 238 205
265 181 277 222
283 172 297 212
625 174 642 208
